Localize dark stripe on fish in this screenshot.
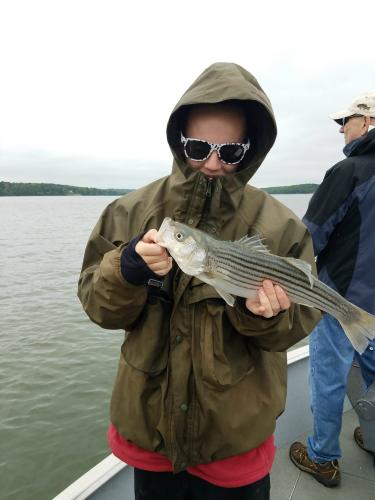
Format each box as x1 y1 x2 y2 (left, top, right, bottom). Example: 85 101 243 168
210 249 343 314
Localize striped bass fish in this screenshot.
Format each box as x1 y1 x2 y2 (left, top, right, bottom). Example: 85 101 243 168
155 217 375 354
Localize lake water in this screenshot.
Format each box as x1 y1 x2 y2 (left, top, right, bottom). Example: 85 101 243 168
0 193 312 500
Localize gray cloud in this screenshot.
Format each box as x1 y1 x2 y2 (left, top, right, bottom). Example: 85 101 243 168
0 3 373 190
0 149 171 189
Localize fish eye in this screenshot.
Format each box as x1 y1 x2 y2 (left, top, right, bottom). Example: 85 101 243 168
175 232 184 241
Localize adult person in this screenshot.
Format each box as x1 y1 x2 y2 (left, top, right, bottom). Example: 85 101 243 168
290 91 375 488
78 62 319 500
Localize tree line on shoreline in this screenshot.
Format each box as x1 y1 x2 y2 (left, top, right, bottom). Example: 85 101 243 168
0 181 132 197
263 183 318 194
0 181 318 197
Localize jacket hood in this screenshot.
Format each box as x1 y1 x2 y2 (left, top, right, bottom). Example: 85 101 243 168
166 62 277 185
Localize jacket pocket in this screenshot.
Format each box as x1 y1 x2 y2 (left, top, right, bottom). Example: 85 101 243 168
195 296 257 389
121 296 170 376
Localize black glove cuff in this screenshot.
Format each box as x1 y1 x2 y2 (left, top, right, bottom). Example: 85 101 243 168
120 233 163 286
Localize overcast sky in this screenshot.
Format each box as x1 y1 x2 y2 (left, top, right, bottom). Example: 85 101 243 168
0 0 374 189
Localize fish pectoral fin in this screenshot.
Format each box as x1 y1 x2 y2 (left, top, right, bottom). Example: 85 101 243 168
215 287 236 306
285 257 314 288
236 234 270 253
198 273 236 306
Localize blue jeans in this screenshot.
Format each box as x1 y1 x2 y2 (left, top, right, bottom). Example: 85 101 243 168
307 313 375 463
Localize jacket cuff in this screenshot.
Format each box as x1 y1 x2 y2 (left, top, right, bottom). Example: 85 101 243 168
120 234 164 286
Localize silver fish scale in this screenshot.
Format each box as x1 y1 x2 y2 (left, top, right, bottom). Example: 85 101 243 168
207 241 353 320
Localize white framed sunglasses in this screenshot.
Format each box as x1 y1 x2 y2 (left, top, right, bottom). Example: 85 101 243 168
181 133 250 165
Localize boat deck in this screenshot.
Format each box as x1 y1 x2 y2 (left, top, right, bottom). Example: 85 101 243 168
54 352 375 500
271 408 375 500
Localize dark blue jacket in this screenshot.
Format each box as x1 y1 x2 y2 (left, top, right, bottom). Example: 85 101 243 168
303 129 375 313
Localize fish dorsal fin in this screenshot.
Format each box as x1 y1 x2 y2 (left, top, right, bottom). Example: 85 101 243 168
286 257 314 288
236 234 270 253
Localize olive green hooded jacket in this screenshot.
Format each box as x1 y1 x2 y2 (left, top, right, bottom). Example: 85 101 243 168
78 62 320 472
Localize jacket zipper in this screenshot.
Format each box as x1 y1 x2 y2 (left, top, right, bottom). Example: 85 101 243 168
202 178 213 218
206 178 213 198
174 178 213 289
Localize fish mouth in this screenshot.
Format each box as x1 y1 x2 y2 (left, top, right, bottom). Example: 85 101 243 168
155 217 173 247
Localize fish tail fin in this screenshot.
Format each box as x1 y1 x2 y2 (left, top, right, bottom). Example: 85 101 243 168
339 305 375 354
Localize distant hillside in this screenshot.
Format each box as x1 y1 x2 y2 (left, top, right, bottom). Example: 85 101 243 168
0 181 133 197
0 181 318 196
262 183 318 194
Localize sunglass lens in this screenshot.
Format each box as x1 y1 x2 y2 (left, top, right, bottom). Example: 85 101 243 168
185 140 211 161
220 144 245 164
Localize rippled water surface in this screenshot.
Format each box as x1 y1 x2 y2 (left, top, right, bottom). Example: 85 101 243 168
0 194 311 499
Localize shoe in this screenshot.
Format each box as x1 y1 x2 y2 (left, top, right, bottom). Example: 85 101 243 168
354 426 366 451
354 426 375 458
289 441 341 487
